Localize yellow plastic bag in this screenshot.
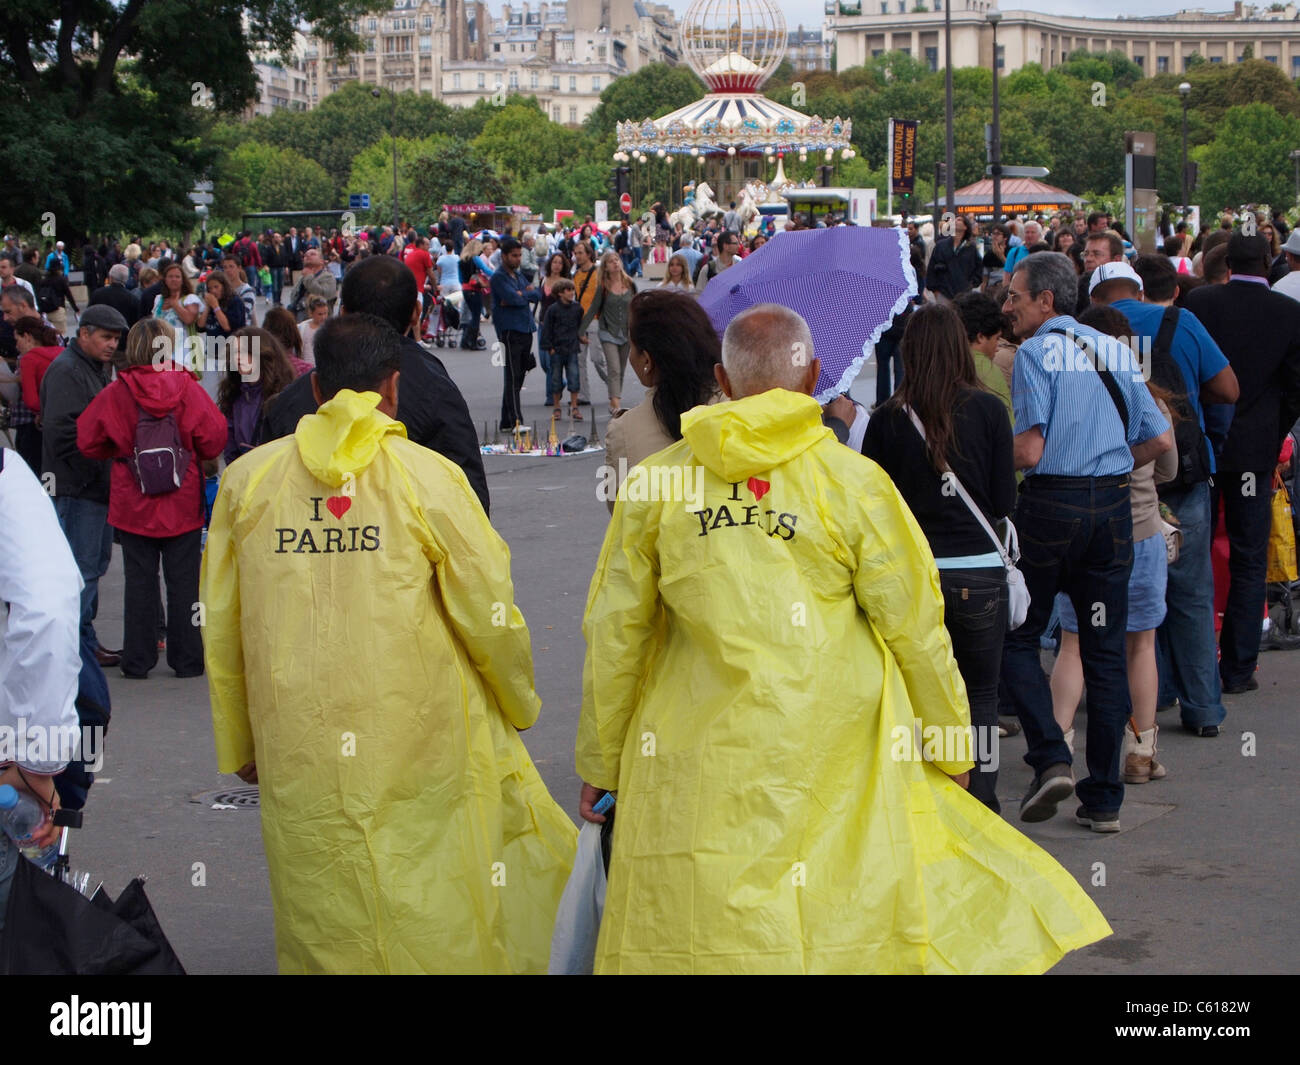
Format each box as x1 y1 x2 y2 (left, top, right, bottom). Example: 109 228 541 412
1267 474 1298 583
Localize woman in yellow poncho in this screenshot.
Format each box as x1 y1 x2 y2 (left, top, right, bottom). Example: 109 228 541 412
202 315 575 973
576 304 1110 974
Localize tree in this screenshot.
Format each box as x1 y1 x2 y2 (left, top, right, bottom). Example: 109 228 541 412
346 135 456 231
473 99 581 185
1193 102 1300 210
520 165 609 218
584 64 703 140
407 141 511 220
0 0 389 239
229 142 335 213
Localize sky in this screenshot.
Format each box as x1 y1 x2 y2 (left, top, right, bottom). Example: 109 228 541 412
662 1 1235 35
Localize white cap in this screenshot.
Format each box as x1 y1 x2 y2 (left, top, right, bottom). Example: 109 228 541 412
1088 260 1143 295
55 240 65 248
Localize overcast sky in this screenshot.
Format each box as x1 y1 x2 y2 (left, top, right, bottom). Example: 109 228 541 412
662 1 1222 35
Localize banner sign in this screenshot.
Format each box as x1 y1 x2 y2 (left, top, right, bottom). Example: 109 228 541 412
890 119 918 195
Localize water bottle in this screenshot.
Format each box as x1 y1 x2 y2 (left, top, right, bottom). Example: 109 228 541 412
0 784 59 872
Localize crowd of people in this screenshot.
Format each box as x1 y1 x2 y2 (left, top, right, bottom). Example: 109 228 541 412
2 193 1299 973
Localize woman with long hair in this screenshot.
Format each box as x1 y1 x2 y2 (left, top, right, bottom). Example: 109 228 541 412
659 253 694 293
261 306 313 376
152 261 202 361
13 316 63 471
217 326 296 464
458 238 489 349
75 317 227 678
197 272 246 340
1050 304 1179 785
863 303 1016 812
578 250 635 415
602 289 722 513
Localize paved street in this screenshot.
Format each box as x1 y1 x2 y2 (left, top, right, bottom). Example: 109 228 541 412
38 302 1300 975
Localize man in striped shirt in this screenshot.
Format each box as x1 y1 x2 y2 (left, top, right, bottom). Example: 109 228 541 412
1000 252 1172 833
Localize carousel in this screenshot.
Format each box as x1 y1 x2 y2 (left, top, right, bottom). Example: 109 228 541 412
613 0 855 233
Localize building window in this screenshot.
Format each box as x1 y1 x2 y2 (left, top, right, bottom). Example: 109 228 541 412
1133 54 1144 68
509 70 519 88
368 18 376 31
593 76 601 90
453 73 461 89
424 16 432 29
553 106 561 121
553 74 560 89
570 75 577 90
1266 55 1278 64
420 36 431 52
1210 56 1222 63
872 49 884 58
478 72 486 88
1293 55 1300 73
569 106 577 123
531 71 539 88
1156 56 1169 73
924 46 937 72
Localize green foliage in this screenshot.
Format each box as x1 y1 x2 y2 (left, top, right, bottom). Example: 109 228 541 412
229 142 335 212
408 141 511 221
1192 103 1300 210
346 134 455 228
520 165 609 218
473 98 581 183
584 64 703 141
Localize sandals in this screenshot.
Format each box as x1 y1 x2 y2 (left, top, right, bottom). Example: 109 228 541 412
571 407 583 421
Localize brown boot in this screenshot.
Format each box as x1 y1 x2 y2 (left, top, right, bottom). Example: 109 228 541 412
1123 721 1165 784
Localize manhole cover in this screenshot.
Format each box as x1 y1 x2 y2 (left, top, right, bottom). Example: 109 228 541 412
191 786 260 808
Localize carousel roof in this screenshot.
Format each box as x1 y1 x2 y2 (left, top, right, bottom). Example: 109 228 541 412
616 91 852 155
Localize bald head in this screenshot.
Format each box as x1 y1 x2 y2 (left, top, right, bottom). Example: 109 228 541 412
718 304 818 399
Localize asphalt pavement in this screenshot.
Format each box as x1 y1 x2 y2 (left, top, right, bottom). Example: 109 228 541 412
31 293 1300 974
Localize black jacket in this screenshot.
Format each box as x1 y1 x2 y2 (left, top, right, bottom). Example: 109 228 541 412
260 335 490 515
925 237 982 300
88 284 142 327
1184 279 1300 472
39 342 113 502
540 300 583 354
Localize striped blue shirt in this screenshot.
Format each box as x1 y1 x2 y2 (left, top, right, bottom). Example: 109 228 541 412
1012 315 1170 477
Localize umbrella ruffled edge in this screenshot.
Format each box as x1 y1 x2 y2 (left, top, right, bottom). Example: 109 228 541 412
814 228 919 405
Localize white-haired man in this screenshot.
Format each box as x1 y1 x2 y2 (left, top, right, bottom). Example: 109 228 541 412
574 302 1110 974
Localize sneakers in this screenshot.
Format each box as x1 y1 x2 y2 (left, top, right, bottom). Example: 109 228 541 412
1122 722 1167 784
1183 723 1220 738
1075 805 1121 833
1019 763 1075 823
1222 677 1259 694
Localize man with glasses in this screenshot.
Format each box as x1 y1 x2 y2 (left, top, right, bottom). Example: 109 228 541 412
695 230 741 293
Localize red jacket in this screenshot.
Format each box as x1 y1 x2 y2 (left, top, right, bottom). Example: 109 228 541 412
20 345 61 413
77 361 228 537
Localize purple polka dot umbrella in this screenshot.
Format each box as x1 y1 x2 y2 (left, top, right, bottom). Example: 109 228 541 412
696 227 918 403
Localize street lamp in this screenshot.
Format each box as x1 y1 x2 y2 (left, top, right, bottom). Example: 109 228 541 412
988 9 1003 224
1179 82 1192 217
1290 148 1300 204
372 84 399 232
943 0 955 219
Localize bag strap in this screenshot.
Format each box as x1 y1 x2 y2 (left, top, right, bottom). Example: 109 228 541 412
1047 327 1128 436
904 405 1016 566
1153 305 1180 361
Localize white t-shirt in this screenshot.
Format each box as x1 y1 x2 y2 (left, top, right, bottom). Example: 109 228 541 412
1273 270 1300 302
300 320 325 365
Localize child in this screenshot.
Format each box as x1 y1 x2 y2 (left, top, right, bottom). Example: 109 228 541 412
299 296 329 365
539 278 583 420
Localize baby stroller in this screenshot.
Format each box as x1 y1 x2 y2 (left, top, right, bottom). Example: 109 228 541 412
430 288 463 348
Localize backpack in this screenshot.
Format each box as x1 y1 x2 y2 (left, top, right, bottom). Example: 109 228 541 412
1147 306 1212 493
124 259 141 291
129 398 190 495
36 278 62 313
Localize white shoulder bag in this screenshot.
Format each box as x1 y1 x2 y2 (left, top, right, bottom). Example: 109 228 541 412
905 406 1030 631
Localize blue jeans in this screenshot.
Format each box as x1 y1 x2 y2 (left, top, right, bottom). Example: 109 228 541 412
1211 470 1274 688
547 347 581 399
1000 477 1134 812
938 566 1007 813
269 266 284 305
54 495 113 651
1155 482 1226 727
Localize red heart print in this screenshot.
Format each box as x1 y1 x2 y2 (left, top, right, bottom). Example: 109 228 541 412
747 476 770 502
326 496 351 519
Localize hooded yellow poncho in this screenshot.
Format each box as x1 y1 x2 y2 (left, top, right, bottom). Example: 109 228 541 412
202 389 575 973
577 389 1110 974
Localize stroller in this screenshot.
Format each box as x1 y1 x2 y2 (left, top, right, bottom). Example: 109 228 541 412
430 288 463 348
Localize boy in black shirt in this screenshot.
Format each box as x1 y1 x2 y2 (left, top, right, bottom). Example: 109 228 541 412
540 279 584 420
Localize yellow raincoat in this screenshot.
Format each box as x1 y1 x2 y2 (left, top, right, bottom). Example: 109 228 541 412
577 389 1110 974
202 389 575 973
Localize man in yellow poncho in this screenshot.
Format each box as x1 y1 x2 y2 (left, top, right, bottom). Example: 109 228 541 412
202 313 576 973
576 303 1111 974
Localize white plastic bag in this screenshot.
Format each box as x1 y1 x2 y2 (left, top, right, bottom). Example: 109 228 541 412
547 821 607 975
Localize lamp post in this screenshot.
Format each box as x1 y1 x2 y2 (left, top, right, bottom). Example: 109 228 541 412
943 0 955 219
1290 148 1300 205
1178 82 1191 217
988 9 1003 224
372 84 399 232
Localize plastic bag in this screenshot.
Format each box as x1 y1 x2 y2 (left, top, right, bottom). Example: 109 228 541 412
547 821 606 975
1267 475 1298 583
